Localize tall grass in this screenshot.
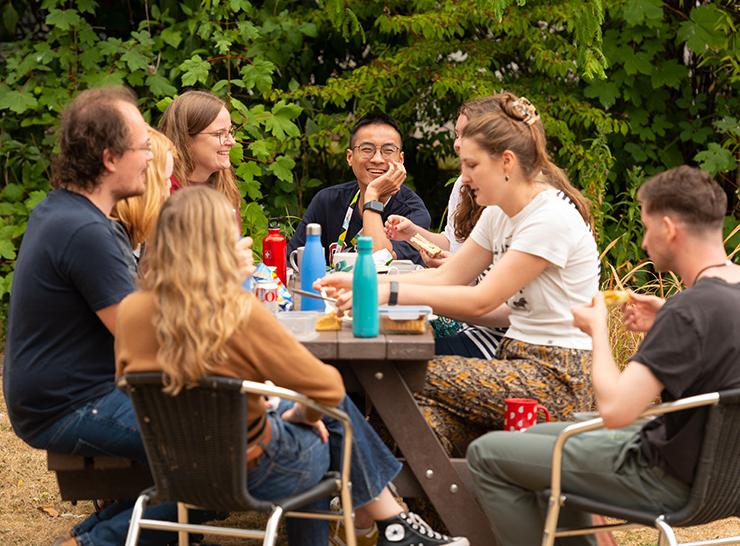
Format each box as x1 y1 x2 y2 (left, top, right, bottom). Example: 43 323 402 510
601 226 740 370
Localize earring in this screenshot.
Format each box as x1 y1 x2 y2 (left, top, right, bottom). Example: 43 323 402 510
505 175 510 182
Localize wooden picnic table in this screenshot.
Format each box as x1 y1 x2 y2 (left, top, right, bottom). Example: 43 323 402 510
303 323 497 545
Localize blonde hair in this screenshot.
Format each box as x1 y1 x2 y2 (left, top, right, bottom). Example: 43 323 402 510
462 91 592 227
158 90 241 209
141 186 251 394
112 128 176 248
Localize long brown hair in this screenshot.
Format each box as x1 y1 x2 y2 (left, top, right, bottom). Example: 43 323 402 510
158 90 241 209
462 91 592 227
141 186 251 394
112 128 177 248
453 96 503 242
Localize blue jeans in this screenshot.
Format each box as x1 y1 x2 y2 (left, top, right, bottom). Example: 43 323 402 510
25 388 212 546
250 396 402 546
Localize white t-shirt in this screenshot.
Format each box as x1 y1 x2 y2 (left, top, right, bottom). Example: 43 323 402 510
444 176 464 253
470 189 599 350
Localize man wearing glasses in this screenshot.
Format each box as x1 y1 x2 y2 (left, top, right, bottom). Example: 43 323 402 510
3 86 190 546
288 113 431 265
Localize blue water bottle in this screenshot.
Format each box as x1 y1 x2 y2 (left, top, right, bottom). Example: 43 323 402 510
300 223 327 311
352 236 379 337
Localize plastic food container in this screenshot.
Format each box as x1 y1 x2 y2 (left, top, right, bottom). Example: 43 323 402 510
276 311 319 341
378 305 433 334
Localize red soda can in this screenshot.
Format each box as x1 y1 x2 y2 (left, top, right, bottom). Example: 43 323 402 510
254 280 279 313
263 226 287 286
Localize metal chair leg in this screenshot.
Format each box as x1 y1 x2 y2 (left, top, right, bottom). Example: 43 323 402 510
177 503 189 546
125 493 149 546
655 517 678 546
264 506 284 546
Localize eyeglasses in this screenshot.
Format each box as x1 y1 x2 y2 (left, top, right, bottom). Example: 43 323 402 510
199 126 237 145
353 143 401 160
127 142 152 153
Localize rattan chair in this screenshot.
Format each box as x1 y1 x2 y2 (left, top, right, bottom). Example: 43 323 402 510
118 372 356 546
540 388 740 546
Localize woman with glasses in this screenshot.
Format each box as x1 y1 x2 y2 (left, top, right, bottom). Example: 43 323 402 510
115 186 469 546
159 89 242 229
318 92 599 458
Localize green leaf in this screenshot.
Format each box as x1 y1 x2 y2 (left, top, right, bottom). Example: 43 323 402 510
624 142 648 162
0 239 16 260
230 142 244 164
3 2 19 33
650 60 688 89
268 156 295 183
584 80 620 108
2 184 25 202
241 59 274 95
161 28 182 49
678 5 728 52
156 97 174 112
249 140 272 160
265 101 302 139
714 117 740 138
236 162 264 200
76 0 97 14
146 74 178 97
179 55 211 86
121 49 148 72
694 143 737 175
45 9 81 31
25 191 47 210
299 22 318 37
0 90 37 114
622 0 663 27
238 20 260 41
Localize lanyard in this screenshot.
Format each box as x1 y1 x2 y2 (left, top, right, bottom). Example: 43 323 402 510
336 190 360 251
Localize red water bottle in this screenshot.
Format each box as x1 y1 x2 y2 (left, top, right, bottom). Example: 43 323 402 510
262 226 287 285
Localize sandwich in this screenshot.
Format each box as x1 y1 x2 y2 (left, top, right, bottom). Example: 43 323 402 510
315 311 342 331
409 233 443 258
602 290 630 306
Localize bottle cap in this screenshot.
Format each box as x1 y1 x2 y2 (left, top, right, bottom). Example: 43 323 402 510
357 236 372 250
306 223 322 236
268 226 280 233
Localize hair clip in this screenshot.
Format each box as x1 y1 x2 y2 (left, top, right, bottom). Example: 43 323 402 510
512 97 539 126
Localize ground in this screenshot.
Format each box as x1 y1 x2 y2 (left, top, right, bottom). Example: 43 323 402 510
1 366 737 545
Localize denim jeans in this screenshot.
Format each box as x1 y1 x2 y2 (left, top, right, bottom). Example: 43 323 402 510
25 388 212 546
250 396 402 546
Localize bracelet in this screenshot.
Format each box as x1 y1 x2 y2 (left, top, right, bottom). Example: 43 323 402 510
388 281 399 306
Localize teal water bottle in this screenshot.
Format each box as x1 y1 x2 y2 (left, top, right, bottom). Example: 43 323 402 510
352 236 378 337
300 223 326 311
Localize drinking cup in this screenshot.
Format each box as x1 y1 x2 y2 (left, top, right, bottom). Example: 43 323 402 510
332 252 358 272
504 398 551 431
289 246 304 272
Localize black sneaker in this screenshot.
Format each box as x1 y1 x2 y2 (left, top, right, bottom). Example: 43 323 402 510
377 511 470 546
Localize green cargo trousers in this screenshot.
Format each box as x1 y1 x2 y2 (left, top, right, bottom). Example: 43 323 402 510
466 422 690 546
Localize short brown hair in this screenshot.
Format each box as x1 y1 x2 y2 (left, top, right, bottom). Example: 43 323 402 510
51 86 138 191
637 166 726 230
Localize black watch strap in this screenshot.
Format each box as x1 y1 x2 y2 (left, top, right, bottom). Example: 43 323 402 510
388 281 399 306
362 200 384 214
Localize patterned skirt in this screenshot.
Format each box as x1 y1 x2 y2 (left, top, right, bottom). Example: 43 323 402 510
413 337 594 457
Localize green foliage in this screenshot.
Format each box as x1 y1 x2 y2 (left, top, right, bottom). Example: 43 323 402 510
0 0 738 322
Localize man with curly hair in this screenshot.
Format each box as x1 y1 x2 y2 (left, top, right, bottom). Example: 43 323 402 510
2 86 170 546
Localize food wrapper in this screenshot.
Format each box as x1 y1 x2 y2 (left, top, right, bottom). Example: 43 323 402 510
248 262 294 311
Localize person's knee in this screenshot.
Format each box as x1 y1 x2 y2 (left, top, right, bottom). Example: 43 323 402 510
466 431 501 473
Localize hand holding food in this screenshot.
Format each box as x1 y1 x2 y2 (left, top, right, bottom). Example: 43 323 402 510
409 233 443 258
384 215 417 242
622 291 665 332
602 289 630 306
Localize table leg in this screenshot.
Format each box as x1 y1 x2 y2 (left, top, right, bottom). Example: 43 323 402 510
354 361 497 545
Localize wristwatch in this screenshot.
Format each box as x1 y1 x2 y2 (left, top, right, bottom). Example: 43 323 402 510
388 281 399 306
362 200 384 215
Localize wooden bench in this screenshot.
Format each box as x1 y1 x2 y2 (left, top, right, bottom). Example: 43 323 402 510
47 452 152 502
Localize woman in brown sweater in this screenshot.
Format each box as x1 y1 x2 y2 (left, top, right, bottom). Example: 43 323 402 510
115 186 468 546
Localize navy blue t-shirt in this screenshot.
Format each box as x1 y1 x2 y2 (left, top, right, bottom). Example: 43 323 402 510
3 189 135 439
288 180 431 265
